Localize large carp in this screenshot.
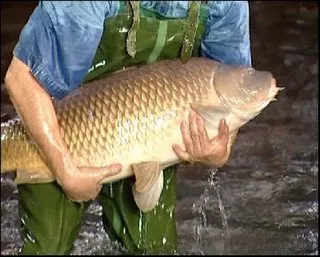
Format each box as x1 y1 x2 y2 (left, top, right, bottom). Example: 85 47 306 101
1 57 282 211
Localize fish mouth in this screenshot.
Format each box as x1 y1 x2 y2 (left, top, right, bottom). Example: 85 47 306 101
269 77 285 101
271 78 276 88
228 77 284 121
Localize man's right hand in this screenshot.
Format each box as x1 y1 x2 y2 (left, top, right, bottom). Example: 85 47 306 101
54 154 122 202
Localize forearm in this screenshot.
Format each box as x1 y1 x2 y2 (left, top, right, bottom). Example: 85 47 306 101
4 56 69 179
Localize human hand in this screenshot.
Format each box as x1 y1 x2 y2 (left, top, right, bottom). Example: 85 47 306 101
172 110 230 167
54 153 122 202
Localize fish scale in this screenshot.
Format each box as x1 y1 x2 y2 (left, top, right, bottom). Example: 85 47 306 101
58 58 212 168
1 57 280 185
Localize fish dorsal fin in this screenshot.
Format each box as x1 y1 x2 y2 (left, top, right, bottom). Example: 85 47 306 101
191 103 231 129
131 161 164 212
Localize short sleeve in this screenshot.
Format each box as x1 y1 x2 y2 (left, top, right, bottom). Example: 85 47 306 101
13 1 119 99
201 1 252 66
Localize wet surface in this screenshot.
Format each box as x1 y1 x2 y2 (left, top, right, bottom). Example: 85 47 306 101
1 1 318 255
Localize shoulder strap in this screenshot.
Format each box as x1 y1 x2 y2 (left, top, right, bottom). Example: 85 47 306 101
127 1 140 58
180 1 201 63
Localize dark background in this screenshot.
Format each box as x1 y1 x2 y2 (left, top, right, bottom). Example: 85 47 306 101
1 1 318 255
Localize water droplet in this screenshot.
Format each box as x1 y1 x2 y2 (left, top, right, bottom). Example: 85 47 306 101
26 232 36 244
109 184 113 197
138 211 143 233
118 27 128 33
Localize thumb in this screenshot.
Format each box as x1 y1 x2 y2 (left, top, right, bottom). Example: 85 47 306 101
79 163 122 181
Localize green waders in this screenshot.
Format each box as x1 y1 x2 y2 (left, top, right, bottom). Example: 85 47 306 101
17 1 209 255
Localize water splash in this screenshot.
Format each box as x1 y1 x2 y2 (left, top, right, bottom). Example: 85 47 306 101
191 200 206 255
210 168 230 254
71 222 125 255
191 167 230 255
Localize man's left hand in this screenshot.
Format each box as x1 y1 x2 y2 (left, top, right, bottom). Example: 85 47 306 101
172 110 230 168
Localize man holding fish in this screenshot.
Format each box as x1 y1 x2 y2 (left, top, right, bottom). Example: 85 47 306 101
3 1 253 255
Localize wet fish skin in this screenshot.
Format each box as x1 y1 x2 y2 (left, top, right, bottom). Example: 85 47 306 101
1 57 280 185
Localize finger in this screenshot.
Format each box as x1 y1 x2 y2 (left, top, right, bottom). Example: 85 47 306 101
219 118 229 134
211 119 229 145
180 120 194 155
172 143 191 161
79 163 122 182
219 119 230 144
98 163 122 183
209 119 229 161
189 110 201 155
196 113 210 149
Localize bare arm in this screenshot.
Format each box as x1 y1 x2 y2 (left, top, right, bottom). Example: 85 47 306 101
5 56 121 201
5 57 70 176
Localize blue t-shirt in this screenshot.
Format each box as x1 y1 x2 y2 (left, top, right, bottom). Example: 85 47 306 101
13 1 252 99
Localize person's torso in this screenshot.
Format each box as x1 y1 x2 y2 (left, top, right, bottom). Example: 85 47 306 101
83 1 209 83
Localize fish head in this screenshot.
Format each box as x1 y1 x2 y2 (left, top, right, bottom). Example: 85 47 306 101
213 64 283 120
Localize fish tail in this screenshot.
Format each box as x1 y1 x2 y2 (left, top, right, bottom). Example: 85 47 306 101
1 118 43 173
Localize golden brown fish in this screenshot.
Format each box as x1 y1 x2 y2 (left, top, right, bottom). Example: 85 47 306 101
1 57 282 211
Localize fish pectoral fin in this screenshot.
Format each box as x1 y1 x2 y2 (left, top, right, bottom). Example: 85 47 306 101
131 161 161 193
132 171 164 213
131 161 164 212
191 103 231 129
14 169 55 184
